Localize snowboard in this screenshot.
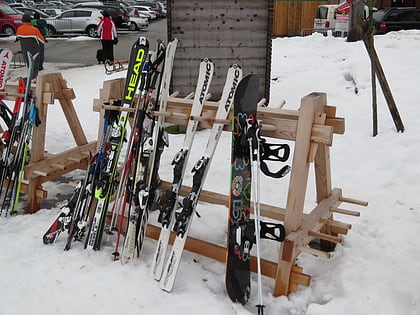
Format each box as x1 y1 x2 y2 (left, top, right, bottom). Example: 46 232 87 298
226 74 260 304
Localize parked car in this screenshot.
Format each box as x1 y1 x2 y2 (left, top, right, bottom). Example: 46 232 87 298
127 8 148 30
313 4 338 29
15 7 50 19
136 1 163 18
45 8 102 37
73 2 129 27
0 4 22 35
130 5 157 20
42 8 63 17
373 7 420 34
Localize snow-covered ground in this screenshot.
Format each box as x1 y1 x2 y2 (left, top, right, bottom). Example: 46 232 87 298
0 30 419 315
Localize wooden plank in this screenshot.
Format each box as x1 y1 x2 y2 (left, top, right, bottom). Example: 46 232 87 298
24 141 96 180
145 224 278 278
297 245 331 258
284 93 323 234
308 112 327 162
159 180 287 221
165 97 345 136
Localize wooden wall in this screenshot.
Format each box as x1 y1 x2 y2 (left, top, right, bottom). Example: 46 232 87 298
272 0 339 36
167 0 272 101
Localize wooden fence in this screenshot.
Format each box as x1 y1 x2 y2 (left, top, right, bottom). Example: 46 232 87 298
272 0 339 36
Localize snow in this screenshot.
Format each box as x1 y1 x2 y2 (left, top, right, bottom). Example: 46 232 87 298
1 30 420 315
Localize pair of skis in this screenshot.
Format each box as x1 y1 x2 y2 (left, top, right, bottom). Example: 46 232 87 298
43 37 150 248
151 61 243 292
0 52 40 216
113 38 174 263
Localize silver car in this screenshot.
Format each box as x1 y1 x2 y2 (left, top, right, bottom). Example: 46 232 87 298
128 8 149 31
46 8 102 37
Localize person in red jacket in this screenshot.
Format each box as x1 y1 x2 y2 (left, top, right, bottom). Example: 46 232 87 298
16 14 46 77
96 10 117 62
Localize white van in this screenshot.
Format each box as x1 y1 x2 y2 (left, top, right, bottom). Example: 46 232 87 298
334 2 373 37
313 4 338 29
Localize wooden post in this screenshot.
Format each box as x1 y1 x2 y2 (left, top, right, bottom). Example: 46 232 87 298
274 93 324 296
27 74 49 212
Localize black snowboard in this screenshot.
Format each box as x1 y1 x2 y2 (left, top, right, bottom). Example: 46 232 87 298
225 74 259 304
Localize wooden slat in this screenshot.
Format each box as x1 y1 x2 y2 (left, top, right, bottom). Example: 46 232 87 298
145 224 278 278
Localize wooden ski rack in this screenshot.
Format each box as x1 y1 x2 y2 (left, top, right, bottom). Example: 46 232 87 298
2 73 97 213
95 78 367 297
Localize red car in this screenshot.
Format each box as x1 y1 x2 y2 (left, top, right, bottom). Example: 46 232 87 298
0 4 22 36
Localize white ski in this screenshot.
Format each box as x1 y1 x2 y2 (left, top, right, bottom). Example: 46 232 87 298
151 58 215 280
159 64 242 291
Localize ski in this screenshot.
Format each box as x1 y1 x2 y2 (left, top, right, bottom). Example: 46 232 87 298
0 52 39 216
43 182 83 244
0 49 12 92
119 40 167 263
134 38 178 253
159 61 240 292
0 78 25 214
59 104 120 249
84 37 149 251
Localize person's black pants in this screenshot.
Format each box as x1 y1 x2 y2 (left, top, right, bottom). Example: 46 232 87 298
101 39 114 62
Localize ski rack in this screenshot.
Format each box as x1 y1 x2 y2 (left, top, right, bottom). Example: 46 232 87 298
94 79 367 297
2 73 97 213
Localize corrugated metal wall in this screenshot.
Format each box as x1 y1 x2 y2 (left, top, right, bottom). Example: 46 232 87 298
167 0 272 101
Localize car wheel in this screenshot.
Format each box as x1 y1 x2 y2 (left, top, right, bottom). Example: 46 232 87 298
3 25 15 36
46 25 57 36
128 22 137 31
86 25 97 38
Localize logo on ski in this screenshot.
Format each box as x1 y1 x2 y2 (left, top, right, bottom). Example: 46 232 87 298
199 60 213 103
125 48 147 101
0 49 12 90
224 67 241 112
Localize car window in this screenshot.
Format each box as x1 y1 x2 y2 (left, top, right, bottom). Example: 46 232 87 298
373 10 386 21
106 8 117 14
316 7 328 19
0 5 19 15
74 10 92 18
397 11 415 21
61 11 75 18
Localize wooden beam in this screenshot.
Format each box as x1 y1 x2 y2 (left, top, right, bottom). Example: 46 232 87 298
296 245 331 258
145 224 278 278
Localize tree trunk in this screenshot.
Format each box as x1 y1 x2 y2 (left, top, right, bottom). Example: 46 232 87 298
363 38 405 133
347 0 365 42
